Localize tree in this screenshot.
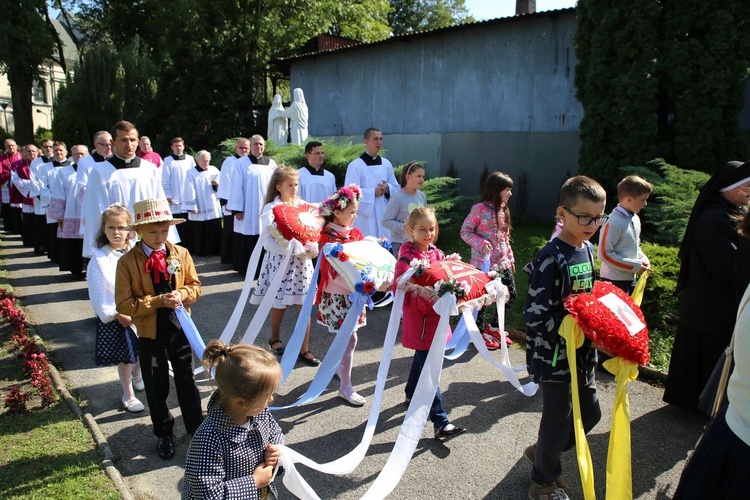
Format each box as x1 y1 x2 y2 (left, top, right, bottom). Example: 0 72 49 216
657 0 750 171
574 0 661 191
575 0 750 188
388 0 473 35
0 0 55 143
57 0 392 149
52 39 158 146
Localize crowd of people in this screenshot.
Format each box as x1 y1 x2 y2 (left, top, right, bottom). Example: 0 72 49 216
1 124 749 499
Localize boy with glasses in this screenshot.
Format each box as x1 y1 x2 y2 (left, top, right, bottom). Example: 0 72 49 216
521 176 608 500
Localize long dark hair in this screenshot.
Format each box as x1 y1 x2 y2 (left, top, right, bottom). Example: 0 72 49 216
480 171 513 237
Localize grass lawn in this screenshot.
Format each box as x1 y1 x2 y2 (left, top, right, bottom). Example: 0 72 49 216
0 283 119 499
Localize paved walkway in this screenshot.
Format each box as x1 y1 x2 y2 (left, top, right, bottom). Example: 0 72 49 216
1 229 706 499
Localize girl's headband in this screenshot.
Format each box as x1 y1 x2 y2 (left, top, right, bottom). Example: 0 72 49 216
320 184 362 216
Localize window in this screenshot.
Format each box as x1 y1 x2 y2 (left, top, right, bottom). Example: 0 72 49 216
32 80 47 104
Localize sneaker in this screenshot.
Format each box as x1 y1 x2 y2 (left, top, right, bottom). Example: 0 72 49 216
122 396 145 413
481 333 500 351
434 423 466 440
485 325 513 346
524 445 567 488
132 374 145 391
528 482 569 500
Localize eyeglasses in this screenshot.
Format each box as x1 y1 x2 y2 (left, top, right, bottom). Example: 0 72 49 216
96 142 112 148
563 207 609 226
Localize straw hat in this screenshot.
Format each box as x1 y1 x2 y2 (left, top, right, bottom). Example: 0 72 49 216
130 198 185 227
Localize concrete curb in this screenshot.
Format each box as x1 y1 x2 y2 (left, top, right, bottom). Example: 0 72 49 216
30 326 135 500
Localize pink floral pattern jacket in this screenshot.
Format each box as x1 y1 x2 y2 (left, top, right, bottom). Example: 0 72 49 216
460 201 514 270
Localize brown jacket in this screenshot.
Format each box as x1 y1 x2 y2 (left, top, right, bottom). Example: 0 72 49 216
115 241 201 340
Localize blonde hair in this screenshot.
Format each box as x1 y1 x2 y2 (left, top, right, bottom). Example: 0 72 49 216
96 204 133 248
617 175 653 198
202 340 282 420
405 206 439 243
264 165 299 204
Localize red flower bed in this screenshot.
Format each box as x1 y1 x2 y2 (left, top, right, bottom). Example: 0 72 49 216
1 290 56 412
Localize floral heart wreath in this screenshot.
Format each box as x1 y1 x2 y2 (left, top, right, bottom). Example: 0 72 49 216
320 184 363 217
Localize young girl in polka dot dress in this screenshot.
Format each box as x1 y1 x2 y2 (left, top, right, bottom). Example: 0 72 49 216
86 203 144 412
315 184 368 406
250 166 320 366
184 340 284 499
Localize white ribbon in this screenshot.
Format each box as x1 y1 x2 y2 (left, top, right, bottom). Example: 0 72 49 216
237 238 304 346
219 233 267 343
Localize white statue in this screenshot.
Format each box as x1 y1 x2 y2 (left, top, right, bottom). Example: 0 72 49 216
288 88 309 145
267 94 289 146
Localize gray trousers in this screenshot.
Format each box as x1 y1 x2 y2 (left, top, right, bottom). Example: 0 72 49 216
532 364 601 485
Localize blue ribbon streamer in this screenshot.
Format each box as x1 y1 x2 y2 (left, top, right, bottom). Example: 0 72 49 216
277 253 322 383
175 305 206 360
271 293 367 410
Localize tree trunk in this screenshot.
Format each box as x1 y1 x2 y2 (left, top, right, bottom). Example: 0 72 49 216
7 68 35 144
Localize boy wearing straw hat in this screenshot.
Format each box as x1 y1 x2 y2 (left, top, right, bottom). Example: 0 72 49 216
115 198 204 459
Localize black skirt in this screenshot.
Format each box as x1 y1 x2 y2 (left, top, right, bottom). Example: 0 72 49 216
95 319 139 366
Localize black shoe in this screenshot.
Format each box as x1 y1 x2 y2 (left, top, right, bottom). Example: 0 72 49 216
268 339 285 356
298 351 321 366
434 423 466 440
158 435 175 459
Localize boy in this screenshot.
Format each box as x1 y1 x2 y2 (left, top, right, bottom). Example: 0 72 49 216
115 198 203 459
597 175 653 294
522 176 608 500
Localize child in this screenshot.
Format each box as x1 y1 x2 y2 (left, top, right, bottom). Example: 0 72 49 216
382 162 427 258
250 166 320 366
316 184 368 405
598 175 653 294
460 171 516 350
394 206 466 439
115 198 204 459
522 176 608 500
183 340 284 499
87 203 144 413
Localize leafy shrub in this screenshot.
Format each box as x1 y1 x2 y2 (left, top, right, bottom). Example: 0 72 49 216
621 159 709 248
640 242 680 371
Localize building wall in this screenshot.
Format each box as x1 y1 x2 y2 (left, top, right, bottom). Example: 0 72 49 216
0 60 71 136
292 11 580 220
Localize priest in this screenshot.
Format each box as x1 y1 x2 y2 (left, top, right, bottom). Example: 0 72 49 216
227 134 277 276
344 128 399 239
82 121 174 258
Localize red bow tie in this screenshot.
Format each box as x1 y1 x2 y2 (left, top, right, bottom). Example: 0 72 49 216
145 250 167 284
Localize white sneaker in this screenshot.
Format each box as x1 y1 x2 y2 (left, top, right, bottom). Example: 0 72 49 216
132 374 145 391
122 396 145 413
338 389 366 406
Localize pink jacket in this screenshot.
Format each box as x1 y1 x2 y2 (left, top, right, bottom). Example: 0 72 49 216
460 201 514 270
394 242 451 351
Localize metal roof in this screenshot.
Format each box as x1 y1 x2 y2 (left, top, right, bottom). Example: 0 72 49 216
275 7 575 63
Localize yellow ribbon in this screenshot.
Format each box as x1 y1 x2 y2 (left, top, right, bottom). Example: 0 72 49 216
630 271 649 306
558 315 596 500
602 357 639 500
559 276 647 499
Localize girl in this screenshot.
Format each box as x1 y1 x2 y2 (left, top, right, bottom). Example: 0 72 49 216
394 206 466 439
382 162 428 257
86 203 144 412
316 184 367 406
460 171 517 350
184 340 284 498
250 166 320 366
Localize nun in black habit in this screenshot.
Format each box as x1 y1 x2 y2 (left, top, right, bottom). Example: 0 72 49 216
663 160 750 412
